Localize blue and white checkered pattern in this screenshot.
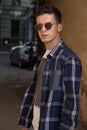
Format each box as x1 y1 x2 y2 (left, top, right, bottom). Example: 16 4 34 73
17 40 82 130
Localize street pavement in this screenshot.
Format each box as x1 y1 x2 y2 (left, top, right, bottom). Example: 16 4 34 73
0 85 34 130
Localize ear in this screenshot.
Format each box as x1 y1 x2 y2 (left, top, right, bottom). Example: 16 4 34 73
57 24 63 32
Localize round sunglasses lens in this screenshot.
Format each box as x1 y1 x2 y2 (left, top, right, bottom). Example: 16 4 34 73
45 23 52 30
35 24 42 31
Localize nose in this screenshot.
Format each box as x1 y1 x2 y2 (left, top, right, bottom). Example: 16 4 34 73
41 25 46 32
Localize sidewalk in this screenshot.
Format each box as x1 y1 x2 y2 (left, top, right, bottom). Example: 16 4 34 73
0 58 34 130
0 86 22 130
0 85 34 130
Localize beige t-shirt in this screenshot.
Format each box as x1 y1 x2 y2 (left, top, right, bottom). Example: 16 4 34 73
32 50 51 130
32 105 40 130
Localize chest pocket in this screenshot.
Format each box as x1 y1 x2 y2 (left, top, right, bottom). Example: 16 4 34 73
49 69 62 90
49 49 64 90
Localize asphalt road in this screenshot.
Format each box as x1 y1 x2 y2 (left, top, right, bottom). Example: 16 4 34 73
0 54 34 130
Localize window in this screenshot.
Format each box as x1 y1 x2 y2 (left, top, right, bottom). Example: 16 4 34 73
11 20 20 38
12 0 20 6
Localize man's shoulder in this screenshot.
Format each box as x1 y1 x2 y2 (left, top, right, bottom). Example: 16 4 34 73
61 42 81 61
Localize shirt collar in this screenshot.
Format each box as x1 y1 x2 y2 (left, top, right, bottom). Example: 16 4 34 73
47 40 64 59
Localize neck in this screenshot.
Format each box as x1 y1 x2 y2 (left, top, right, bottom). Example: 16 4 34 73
45 37 61 50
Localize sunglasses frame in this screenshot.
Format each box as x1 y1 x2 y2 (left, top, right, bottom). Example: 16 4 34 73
35 22 56 31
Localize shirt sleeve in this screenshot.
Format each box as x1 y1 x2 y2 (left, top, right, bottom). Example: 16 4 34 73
17 60 40 128
17 77 36 128
58 57 82 130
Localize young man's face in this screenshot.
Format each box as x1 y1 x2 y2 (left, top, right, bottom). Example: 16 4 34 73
36 13 62 45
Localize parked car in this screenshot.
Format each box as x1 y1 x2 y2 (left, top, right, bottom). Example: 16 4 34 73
9 47 30 68
11 41 37 52
10 41 31 51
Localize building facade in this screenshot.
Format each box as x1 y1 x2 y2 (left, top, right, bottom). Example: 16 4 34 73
0 0 34 45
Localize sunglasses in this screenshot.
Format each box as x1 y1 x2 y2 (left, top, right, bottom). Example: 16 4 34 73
34 22 56 31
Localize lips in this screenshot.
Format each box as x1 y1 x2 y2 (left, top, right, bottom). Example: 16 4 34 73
41 34 48 38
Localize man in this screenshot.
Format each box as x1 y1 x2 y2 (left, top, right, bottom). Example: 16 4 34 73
17 5 82 130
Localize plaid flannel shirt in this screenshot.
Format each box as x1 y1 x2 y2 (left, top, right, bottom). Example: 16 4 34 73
17 40 82 130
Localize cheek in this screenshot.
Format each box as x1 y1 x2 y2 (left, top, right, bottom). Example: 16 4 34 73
50 28 58 36
38 32 42 38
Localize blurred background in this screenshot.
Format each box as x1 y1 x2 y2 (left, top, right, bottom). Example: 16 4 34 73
0 0 87 130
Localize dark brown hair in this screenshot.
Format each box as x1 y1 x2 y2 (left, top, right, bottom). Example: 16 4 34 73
36 5 62 23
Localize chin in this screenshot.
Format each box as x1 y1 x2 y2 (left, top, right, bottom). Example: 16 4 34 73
41 39 50 43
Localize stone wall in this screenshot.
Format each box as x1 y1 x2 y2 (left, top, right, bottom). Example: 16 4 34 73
48 0 87 129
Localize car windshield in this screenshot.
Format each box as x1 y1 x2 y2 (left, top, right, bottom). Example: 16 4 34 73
19 48 29 55
19 49 25 55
